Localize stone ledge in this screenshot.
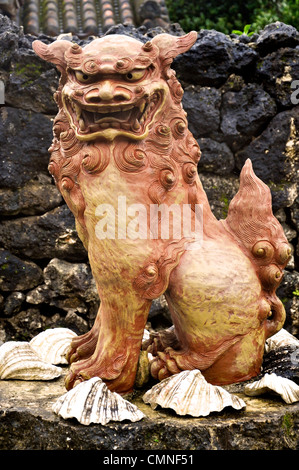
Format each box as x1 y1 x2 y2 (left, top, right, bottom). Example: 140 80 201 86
0 373 298 450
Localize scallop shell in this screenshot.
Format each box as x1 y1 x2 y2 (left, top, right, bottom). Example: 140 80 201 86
52 377 145 425
143 369 246 417
262 344 299 385
0 341 63 380
30 328 77 365
142 328 150 343
244 373 299 404
265 328 299 354
262 329 299 385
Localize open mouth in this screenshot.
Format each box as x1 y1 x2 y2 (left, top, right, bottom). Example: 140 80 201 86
63 91 162 140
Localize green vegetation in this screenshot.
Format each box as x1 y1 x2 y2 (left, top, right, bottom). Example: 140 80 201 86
282 412 294 436
232 24 254 36
165 0 299 34
14 62 44 85
220 195 229 218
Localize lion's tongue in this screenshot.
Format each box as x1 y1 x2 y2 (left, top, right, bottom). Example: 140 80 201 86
93 108 132 123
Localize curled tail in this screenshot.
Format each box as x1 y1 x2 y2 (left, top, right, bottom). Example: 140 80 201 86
222 159 291 337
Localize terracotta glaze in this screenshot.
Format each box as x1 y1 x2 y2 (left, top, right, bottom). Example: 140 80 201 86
33 32 291 395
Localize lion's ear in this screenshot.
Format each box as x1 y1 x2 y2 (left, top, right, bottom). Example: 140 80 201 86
32 40 73 75
151 31 197 68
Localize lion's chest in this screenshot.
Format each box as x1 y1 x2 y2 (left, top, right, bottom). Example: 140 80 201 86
80 159 145 231
78 158 153 282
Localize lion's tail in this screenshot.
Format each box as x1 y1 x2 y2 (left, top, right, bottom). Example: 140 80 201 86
222 159 291 337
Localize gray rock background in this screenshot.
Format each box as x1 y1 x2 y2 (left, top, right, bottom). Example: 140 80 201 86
0 16 298 343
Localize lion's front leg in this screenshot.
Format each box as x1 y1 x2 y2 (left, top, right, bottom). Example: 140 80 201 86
65 293 152 395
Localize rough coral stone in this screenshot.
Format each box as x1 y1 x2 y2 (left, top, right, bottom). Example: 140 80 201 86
0 107 53 190
0 205 87 261
235 107 299 185
182 86 221 139
0 174 62 216
173 29 258 87
256 22 299 56
197 138 235 175
256 47 299 109
220 83 277 152
0 249 43 291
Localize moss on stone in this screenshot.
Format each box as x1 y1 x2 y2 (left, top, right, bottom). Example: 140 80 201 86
282 412 294 437
220 194 230 218
13 62 44 85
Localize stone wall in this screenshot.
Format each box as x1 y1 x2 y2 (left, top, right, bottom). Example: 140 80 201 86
0 16 298 344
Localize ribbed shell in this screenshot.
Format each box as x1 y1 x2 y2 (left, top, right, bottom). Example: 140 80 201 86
262 345 299 385
143 369 246 417
0 341 62 380
52 377 145 425
265 328 299 354
142 329 150 343
262 329 299 385
30 328 77 365
244 373 299 404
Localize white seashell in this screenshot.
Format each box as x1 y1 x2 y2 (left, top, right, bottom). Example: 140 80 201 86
0 341 62 380
29 328 77 365
265 328 299 354
52 377 145 425
143 369 246 417
244 373 299 404
142 329 150 343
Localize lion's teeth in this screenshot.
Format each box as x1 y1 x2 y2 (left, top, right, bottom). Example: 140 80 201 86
111 122 120 129
120 105 133 112
74 104 81 120
79 118 86 131
70 96 159 133
139 100 146 113
132 119 141 131
141 110 148 123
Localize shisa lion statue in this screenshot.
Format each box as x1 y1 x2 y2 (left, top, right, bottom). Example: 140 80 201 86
33 32 291 396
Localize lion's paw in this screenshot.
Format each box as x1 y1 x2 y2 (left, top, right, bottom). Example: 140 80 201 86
66 328 99 364
144 326 180 356
149 349 182 381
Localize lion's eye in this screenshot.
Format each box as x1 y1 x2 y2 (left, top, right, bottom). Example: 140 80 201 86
75 70 91 82
125 70 146 81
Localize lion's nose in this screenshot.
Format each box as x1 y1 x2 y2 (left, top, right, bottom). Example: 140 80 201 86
85 81 131 103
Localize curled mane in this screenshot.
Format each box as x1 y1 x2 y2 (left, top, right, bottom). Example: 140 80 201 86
47 75 217 299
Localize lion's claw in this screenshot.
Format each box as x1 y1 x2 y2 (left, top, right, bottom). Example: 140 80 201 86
149 348 181 380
